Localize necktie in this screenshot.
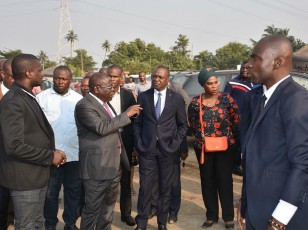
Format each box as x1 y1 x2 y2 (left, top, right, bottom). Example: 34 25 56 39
103 102 114 118
252 95 267 127
155 93 161 120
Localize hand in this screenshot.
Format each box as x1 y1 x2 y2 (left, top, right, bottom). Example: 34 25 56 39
180 152 188 160
126 104 142 117
267 218 286 230
237 200 246 230
52 149 66 167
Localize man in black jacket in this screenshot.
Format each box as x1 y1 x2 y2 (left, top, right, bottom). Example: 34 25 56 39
0 54 66 229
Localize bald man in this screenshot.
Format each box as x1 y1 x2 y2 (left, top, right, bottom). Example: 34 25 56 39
238 35 308 230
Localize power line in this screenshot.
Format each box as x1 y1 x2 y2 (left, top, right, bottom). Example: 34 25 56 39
74 0 243 40
275 0 308 15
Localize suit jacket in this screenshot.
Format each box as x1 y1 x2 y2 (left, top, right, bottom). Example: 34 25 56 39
134 88 187 155
75 93 131 180
119 88 136 164
0 83 55 190
241 77 308 229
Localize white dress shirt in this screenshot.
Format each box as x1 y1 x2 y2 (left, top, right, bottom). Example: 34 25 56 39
154 87 167 116
36 88 82 162
109 87 121 115
262 75 297 225
1 82 9 95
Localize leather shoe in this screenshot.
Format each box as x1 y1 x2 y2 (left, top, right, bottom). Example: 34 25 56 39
121 215 136 226
147 209 157 219
225 221 234 229
158 224 167 230
232 166 243 176
64 225 79 230
168 215 178 224
202 220 218 228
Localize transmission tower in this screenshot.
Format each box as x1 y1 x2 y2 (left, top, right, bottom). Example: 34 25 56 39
57 0 73 63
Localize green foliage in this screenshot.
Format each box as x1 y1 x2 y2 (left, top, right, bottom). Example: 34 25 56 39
65 30 78 57
63 49 95 77
0 49 22 59
214 42 251 69
103 39 167 73
193 50 215 69
253 24 306 52
172 34 190 56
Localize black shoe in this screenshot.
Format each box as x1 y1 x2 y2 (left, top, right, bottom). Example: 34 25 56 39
147 209 157 219
121 215 136 226
225 221 234 229
202 220 218 228
232 167 243 176
64 225 79 230
168 215 178 224
158 224 167 230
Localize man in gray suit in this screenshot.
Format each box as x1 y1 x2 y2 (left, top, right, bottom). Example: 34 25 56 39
75 72 141 229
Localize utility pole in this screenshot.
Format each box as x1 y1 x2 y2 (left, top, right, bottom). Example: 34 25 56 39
57 0 73 64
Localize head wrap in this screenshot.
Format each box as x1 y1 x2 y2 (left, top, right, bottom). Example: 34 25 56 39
198 68 216 87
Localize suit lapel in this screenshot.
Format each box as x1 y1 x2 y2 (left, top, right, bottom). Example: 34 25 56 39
147 88 156 120
85 94 111 119
160 88 173 121
15 86 53 139
120 88 125 113
247 78 292 139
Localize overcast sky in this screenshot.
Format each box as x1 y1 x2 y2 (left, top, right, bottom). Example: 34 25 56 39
1 0 308 68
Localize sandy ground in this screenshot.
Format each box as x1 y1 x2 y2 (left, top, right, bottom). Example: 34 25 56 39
8 138 243 230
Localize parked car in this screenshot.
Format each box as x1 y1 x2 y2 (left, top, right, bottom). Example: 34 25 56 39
41 78 53 91
290 71 308 90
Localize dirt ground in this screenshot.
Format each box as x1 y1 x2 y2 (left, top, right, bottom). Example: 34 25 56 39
8 139 243 230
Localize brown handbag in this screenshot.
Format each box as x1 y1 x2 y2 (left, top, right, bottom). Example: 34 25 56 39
198 94 228 164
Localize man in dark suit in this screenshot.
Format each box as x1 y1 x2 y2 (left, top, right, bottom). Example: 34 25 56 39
134 65 187 230
75 72 141 229
148 82 190 224
0 54 66 229
107 65 137 226
237 36 308 230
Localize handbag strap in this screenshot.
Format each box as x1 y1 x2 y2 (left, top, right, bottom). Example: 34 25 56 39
199 94 205 164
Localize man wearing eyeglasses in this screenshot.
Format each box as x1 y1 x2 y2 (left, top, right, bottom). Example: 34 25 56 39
75 72 141 229
36 66 83 230
224 60 254 177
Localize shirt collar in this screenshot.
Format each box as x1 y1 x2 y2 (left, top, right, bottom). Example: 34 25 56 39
89 92 104 105
14 82 36 99
51 87 71 96
154 87 167 96
263 75 290 101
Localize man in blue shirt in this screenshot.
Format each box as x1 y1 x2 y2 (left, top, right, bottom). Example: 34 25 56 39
37 66 83 230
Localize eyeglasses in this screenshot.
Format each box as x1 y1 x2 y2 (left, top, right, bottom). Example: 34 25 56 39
96 84 115 90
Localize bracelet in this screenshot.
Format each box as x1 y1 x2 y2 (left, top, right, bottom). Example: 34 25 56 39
268 219 286 230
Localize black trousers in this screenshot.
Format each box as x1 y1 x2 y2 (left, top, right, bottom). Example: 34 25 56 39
119 163 132 217
0 186 10 230
195 146 235 222
150 151 181 217
80 169 121 230
135 150 175 229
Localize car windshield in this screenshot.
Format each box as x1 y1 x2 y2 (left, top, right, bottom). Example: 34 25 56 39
291 72 308 90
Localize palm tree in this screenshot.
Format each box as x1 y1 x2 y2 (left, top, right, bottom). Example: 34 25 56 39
37 50 48 70
101 40 111 61
65 30 78 57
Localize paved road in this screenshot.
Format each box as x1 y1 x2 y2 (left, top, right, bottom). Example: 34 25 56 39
9 138 243 230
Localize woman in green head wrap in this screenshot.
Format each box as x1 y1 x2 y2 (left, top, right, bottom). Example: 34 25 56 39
188 68 240 229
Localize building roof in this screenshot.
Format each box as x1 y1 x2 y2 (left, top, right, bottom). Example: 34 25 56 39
294 45 308 58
